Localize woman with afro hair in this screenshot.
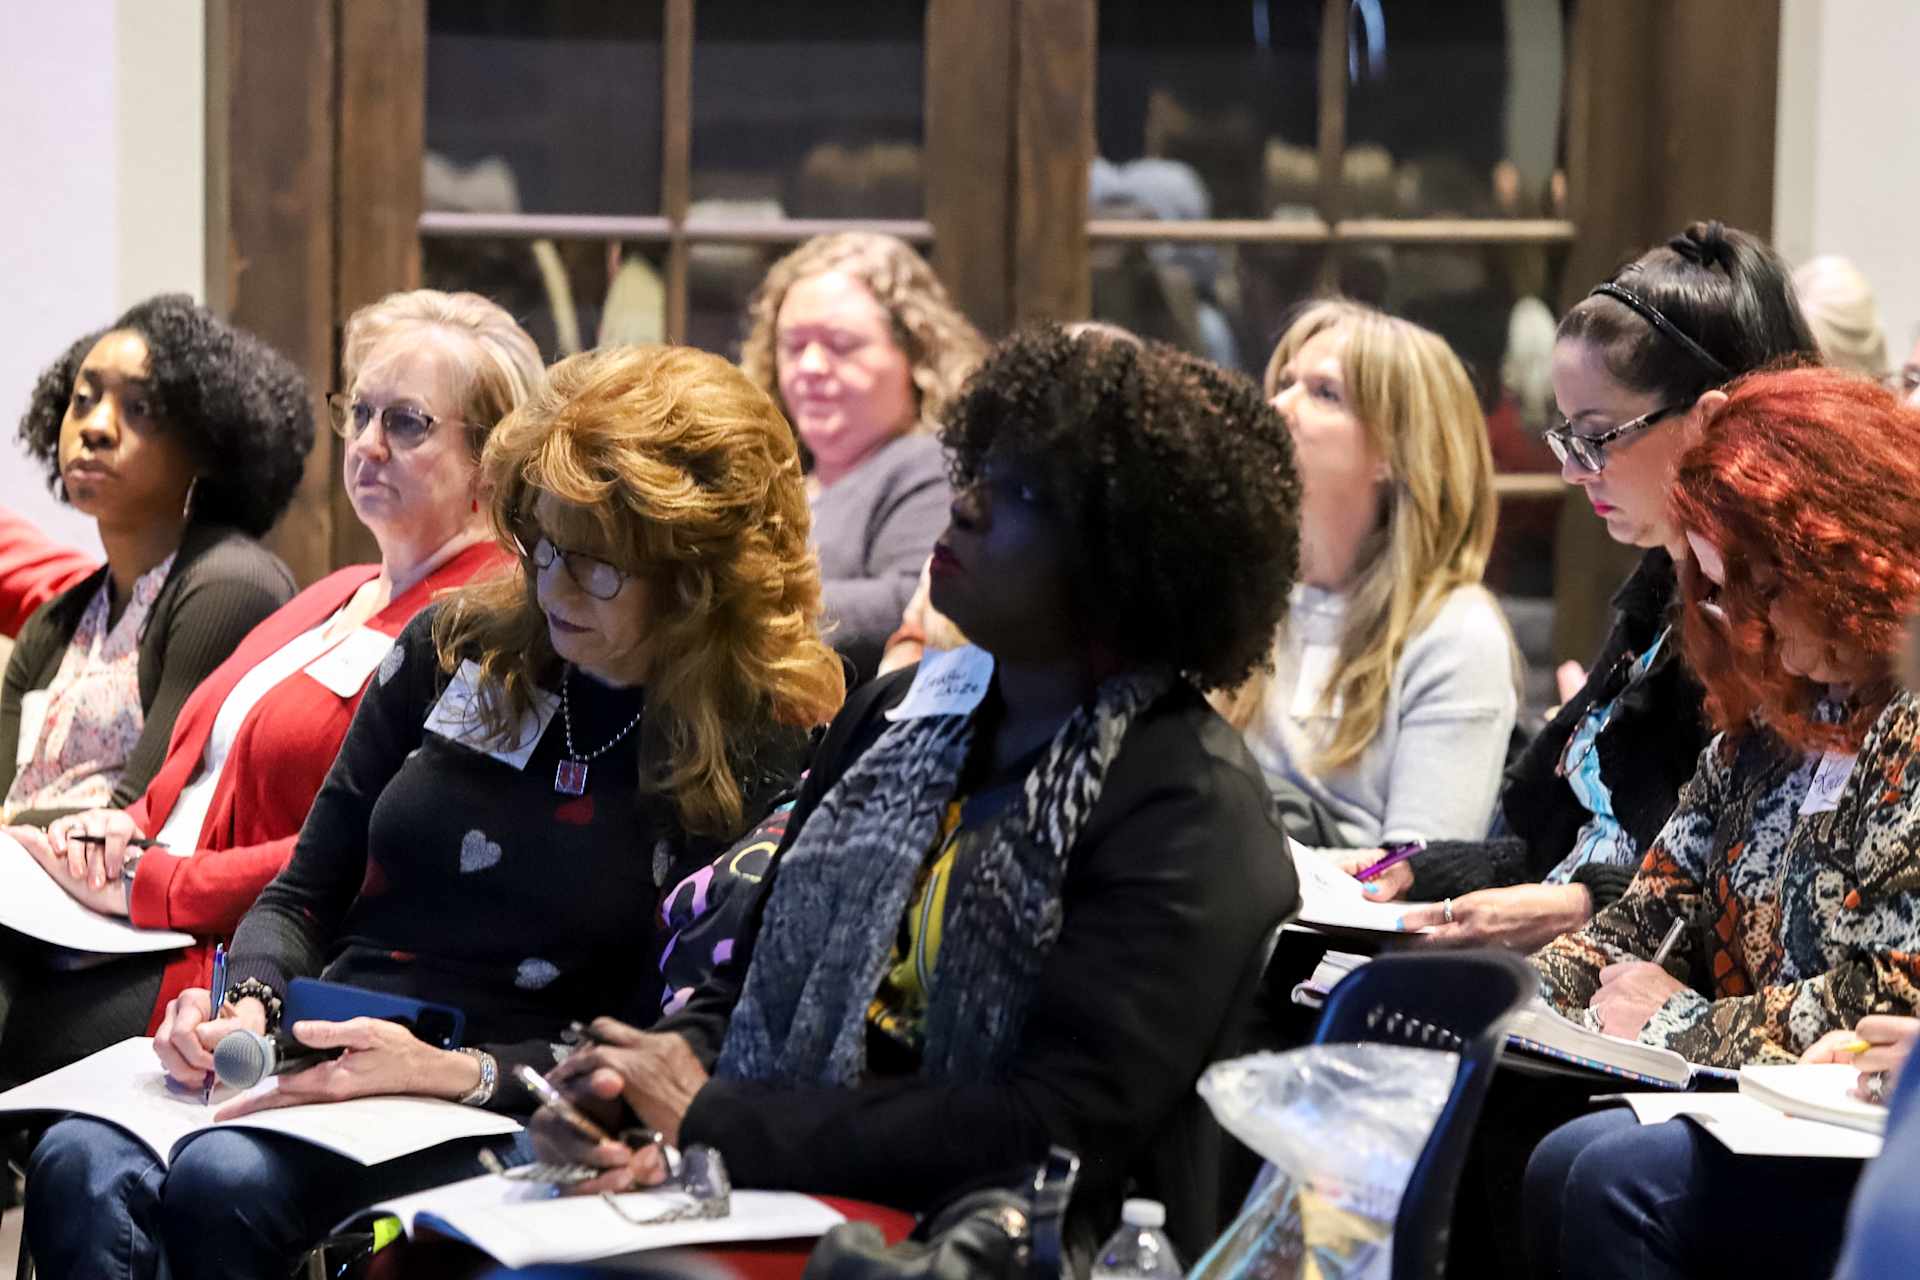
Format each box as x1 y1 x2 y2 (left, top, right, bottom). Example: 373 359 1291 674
528 326 1303 1267
0 294 311 827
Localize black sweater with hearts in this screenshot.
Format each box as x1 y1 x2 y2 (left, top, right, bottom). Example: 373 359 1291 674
227 607 805 1113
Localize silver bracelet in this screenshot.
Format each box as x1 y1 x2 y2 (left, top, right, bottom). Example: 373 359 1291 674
456 1048 498 1107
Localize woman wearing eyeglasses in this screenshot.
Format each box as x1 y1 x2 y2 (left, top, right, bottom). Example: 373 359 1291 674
0 291 531 1093
1367 223 1822 955
24 343 845 1280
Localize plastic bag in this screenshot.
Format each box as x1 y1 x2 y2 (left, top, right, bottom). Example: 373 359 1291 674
1190 1045 1458 1280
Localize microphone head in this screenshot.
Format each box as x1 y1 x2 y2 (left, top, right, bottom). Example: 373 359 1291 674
212 1028 273 1089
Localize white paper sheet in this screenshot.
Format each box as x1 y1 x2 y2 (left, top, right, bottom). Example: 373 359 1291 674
0 1037 521 1166
1613 1092 1883 1159
0 832 193 953
1739 1062 1888 1134
366 1172 849 1268
1291 850 1424 935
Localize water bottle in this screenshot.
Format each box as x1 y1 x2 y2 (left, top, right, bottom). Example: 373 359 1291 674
1091 1198 1183 1280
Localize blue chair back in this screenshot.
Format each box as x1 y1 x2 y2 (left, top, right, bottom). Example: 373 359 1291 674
1310 950 1533 1280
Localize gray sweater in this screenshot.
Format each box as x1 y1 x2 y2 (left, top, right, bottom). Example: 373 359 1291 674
810 432 952 684
1243 583 1519 851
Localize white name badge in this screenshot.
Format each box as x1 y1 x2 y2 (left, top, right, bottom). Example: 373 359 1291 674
884 645 995 722
15 690 50 768
422 659 558 771
303 627 397 699
1800 750 1858 816
1290 644 1344 721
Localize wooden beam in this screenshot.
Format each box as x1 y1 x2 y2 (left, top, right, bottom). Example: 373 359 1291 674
663 0 693 343
1315 0 1349 291
333 0 426 569
1012 0 1094 324
926 0 1016 334
205 0 338 587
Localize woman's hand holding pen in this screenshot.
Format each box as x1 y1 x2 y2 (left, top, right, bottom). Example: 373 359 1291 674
9 821 131 916
47 806 145 893
530 1018 707 1195
1803 1015 1920 1102
153 986 268 1089
1330 849 1415 901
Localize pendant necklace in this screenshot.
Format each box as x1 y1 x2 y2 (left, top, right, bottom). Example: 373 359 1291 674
554 665 644 795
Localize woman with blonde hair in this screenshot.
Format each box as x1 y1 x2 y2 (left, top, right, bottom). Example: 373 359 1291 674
0 289 532 1092
740 231 986 682
23 344 844 1280
1793 255 1889 377
1231 298 1518 863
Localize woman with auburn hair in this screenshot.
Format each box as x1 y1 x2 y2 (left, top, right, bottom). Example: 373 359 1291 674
0 290 532 1092
1228 298 1519 861
739 231 986 683
1523 366 1920 1280
23 344 843 1280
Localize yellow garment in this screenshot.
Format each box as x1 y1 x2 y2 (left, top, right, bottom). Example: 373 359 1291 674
867 800 963 1053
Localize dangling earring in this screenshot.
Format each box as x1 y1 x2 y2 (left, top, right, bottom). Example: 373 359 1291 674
182 476 200 520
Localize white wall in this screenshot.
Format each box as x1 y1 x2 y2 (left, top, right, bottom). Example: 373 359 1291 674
1775 0 1920 368
0 0 204 557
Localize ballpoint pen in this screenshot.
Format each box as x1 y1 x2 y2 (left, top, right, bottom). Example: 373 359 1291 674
204 943 230 1106
1649 916 1688 968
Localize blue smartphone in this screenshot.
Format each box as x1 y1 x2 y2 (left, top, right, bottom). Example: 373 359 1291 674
283 978 467 1049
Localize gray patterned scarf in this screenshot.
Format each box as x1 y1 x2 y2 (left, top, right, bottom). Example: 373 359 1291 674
714 668 1172 1085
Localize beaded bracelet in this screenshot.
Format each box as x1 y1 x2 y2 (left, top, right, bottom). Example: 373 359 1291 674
227 979 284 1033
457 1048 499 1107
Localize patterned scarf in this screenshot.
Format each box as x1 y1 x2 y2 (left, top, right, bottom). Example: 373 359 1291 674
715 667 1172 1086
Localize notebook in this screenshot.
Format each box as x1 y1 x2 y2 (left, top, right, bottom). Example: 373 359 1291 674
0 1037 521 1167
1615 1091 1883 1159
355 1172 848 1268
1291 853 1428 937
1738 1063 1889 1135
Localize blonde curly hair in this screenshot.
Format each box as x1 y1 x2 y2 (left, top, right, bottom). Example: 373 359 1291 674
433 345 846 838
738 232 986 437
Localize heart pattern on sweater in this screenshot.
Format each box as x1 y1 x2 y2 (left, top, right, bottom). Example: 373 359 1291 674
515 958 560 989
377 641 404 686
459 829 503 873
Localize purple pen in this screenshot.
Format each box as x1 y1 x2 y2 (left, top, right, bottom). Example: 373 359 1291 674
1353 838 1426 883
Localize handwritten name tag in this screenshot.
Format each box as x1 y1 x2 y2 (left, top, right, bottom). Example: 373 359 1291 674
1800 750 1857 816
423 660 558 771
303 628 397 698
884 645 995 722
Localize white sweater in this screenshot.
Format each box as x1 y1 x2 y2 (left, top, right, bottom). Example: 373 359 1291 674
1243 583 1519 849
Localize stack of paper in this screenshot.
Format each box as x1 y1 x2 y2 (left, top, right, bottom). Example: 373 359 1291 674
0 1038 521 1166
1614 1089 1883 1160
1738 1063 1888 1135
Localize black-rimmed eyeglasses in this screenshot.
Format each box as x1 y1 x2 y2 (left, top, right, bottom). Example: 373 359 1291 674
514 530 631 601
1544 403 1689 474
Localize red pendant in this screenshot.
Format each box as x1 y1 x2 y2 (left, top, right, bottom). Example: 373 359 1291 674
554 759 588 795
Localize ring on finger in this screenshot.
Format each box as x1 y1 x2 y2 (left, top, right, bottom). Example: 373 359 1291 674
1866 1071 1889 1105
1442 898 1455 925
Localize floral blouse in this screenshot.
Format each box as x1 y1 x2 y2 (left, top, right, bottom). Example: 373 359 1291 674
1534 691 1920 1066
4 554 175 813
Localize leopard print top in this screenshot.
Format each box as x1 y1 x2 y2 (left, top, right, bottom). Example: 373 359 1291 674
1534 691 1920 1066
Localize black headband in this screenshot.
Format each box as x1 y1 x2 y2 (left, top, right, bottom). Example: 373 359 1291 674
1588 282 1733 383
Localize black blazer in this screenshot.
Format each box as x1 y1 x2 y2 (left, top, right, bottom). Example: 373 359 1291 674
661 666 1300 1262
1410 550 1710 905
0 520 293 826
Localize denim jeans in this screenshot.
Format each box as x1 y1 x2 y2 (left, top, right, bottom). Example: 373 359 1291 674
24 1115 513 1280
1521 1106 1860 1279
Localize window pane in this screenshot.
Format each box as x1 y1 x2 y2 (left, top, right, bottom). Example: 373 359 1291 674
1097 2 1321 222
692 6 926 218
1345 0 1571 218
421 238 666 364
426 2 663 217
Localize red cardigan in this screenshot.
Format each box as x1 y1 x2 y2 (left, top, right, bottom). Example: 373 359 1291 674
124 542 509 1030
0 506 98 638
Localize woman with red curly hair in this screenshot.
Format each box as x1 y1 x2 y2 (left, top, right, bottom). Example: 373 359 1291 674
1523 366 1920 1280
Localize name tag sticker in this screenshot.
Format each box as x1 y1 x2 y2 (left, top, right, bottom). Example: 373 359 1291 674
15 690 49 768
303 628 397 698
1290 644 1344 720
423 660 557 770
884 645 995 722
1800 750 1857 816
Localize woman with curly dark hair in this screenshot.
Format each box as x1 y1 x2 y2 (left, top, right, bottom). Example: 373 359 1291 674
529 326 1304 1265
0 294 311 826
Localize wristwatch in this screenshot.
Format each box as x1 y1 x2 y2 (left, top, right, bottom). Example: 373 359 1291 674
120 844 146 895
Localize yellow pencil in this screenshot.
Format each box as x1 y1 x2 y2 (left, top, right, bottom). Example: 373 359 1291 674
1841 1039 1872 1055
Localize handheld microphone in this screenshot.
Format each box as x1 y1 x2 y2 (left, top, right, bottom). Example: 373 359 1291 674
211 1028 343 1089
